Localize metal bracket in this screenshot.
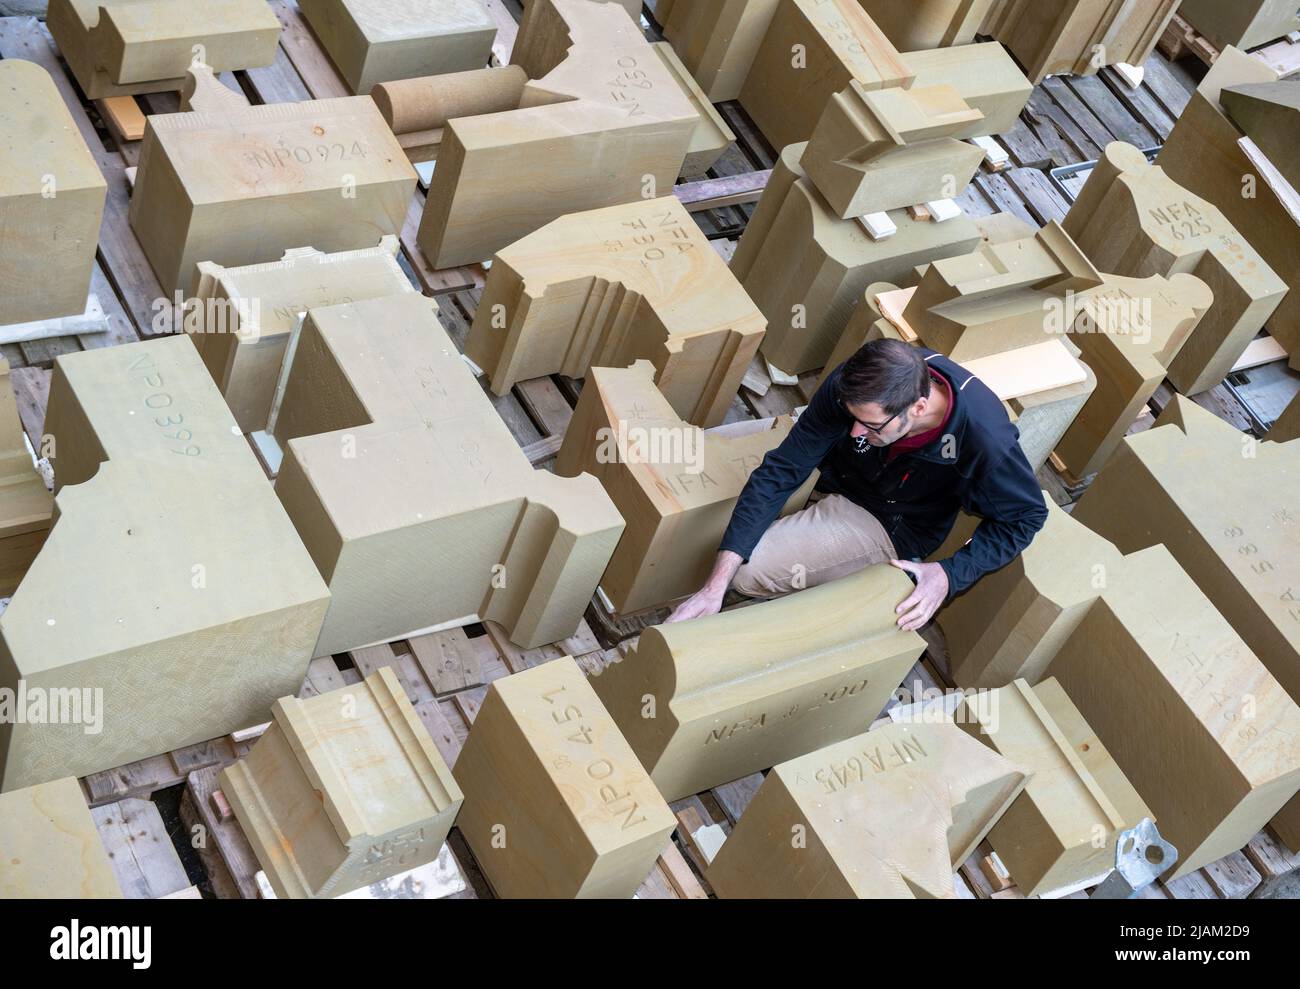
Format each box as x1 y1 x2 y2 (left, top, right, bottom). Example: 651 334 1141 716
1090 817 1178 898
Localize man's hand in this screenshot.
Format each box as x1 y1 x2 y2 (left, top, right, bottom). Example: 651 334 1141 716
666 550 743 623
666 584 727 623
890 559 948 631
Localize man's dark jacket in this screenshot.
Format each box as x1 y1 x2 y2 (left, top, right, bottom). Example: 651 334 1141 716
719 350 1048 598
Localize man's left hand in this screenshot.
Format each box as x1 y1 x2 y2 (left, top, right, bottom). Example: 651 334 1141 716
890 560 949 631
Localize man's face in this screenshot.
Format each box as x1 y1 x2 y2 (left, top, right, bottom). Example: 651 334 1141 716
845 400 913 447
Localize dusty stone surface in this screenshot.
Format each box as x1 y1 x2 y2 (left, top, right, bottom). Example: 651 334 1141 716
0 2 48 17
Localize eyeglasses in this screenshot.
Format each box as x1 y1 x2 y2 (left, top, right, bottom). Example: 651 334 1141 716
846 406 903 434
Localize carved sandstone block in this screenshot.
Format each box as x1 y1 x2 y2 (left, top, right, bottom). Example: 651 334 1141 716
1063 141 1286 396
48 0 281 100
1071 395 1300 854
555 360 812 613
416 0 696 268
590 565 925 801
799 80 985 219
0 776 121 898
958 678 1151 897
1156 47 1300 372
190 237 413 434
1179 0 1300 54
1047 543 1300 877
299 0 497 96
221 667 463 898
979 0 1180 84
129 96 415 295
706 722 1027 898
0 60 106 327
454 657 676 898
0 336 330 792
731 142 981 376
466 197 764 429
858 0 997 50
273 293 623 655
659 0 780 103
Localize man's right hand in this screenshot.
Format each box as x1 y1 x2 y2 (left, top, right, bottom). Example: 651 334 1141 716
665 550 743 623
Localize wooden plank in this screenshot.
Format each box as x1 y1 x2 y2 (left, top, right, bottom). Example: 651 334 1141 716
241 45 314 104
658 841 708 898
972 172 1038 228
1003 167 1072 225
1162 869 1220 899
452 684 489 725
83 754 183 808
413 698 464 767
1141 52 1196 120
514 375 574 437
1245 828 1300 878
1042 76 1123 152
675 170 771 213
1100 66 1177 141
91 797 190 899
1202 851 1262 899
711 773 764 825
185 766 262 899
98 95 147 142
997 116 1054 169
1024 89 1097 165
1063 73 1158 149
408 627 487 696
268 0 351 99
9 366 51 444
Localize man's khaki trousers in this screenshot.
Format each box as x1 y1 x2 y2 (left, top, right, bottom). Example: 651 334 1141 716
733 494 899 599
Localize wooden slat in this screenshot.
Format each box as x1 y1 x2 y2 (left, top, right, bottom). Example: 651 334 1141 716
91 797 191 899
268 0 351 99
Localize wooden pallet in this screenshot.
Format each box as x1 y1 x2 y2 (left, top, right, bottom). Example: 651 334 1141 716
1158 11 1300 77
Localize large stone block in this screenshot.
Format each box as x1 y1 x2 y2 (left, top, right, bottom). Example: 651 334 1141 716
958 678 1151 896
416 0 696 268
659 0 780 103
706 722 1027 898
1220 81 1300 203
1178 0 1300 53
0 335 330 792
299 0 497 95
454 657 676 898
189 238 413 434
1072 395 1300 852
0 60 106 327
129 95 415 296
979 0 1180 84
47 0 281 100
731 143 982 376
466 197 764 428
1047 543 1300 877
221 667 463 898
800 80 985 219
555 360 812 613
1064 141 1287 396
590 565 925 801
273 293 623 655
0 776 121 898
1157 47 1300 372
858 0 997 50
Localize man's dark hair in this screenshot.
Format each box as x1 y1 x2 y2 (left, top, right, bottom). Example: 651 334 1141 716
836 339 930 415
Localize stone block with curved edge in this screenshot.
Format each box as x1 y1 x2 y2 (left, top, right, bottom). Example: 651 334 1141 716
706 721 1027 898
272 293 624 655
47 0 281 100
0 776 122 898
0 335 330 792
416 0 696 268
554 359 813 614
220 667 463 898
589 564 925 802
466 196 765 428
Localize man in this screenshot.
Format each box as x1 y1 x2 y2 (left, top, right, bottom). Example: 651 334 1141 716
667 338 1048 630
